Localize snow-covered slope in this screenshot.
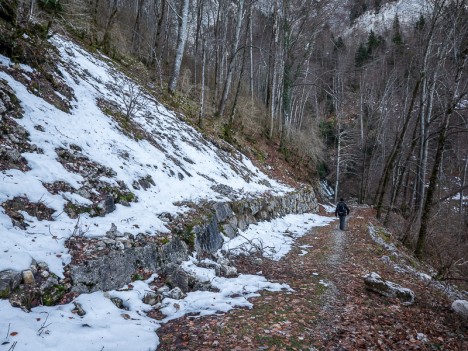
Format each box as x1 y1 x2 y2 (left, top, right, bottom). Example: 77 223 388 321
346 0 430 35
0 35 289 277
0 33 336 351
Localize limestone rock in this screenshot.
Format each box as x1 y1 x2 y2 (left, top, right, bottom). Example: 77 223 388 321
167 287 186 300
73 302 86 316
194 216 224 254
0 270 22 296
452 300 468 321
143 292 162 306
22 270 35 285
214 202 233 222
363 272 415 305
98 195 116 216
218 264 237 278
164 263 190 293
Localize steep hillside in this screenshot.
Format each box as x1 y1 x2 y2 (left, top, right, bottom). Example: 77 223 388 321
0 35 291 276
0 32 332 351
347 0 428 35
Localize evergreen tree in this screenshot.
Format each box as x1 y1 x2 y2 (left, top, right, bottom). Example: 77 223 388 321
415 13 425 31
392 15 403 45
355 42 369 67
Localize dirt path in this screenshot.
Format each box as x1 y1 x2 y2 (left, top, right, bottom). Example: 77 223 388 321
156 207 467 350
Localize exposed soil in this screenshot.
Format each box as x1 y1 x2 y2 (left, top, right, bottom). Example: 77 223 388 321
156 207 467 350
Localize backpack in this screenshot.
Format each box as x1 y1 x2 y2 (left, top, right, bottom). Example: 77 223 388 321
337 202 346 216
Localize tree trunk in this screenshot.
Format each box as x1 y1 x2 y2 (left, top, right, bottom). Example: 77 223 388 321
217 0 245 117
375 78 421 219
168 0 190 94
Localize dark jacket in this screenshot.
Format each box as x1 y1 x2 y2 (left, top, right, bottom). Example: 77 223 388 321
335 201 350 217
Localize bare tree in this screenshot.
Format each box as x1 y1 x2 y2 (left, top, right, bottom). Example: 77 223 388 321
168 0 189 94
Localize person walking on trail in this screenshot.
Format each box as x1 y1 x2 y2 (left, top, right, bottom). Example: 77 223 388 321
335 198 350 230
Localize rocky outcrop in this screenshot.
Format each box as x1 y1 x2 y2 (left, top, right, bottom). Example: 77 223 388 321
71 236 188 293
1 262 69 310
194 187 318 254
68 187 318 294
0 187 317 299
363 272 415 305
0 270 22 297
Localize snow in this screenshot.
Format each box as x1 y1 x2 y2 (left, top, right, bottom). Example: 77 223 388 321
222 213 334 261
0 35 290 276
345 0 430 36
0 212 333 351
0 35 336 350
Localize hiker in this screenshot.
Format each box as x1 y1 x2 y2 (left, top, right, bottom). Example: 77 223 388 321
335 198 350 230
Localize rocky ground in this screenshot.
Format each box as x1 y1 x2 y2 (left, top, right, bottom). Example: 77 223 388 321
156 207 467 350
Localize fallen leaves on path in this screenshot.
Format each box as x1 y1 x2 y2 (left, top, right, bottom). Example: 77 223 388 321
155 208 467 350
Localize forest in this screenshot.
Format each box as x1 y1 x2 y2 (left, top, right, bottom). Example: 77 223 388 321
1 0 467 283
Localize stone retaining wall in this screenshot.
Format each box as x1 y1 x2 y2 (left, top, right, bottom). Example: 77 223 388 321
71 187 318 292
1 187 319 297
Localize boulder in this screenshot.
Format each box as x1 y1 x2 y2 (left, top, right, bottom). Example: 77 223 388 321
363 272 415 305
194 216 224 254
214 202 234 222
143 292 162 306
452 300 468 321
163 263 190 293
0 270 22 297
167 287 186 300
98 195 116 216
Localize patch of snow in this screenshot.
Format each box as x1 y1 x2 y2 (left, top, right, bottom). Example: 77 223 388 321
345 0 430 36
221 213 334 260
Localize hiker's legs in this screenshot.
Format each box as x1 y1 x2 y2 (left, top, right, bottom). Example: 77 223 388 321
339 215 346 230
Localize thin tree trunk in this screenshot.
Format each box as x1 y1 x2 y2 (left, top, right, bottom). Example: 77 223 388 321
217 0 245 117
375 78 421 219
131 0 145 54
199 38 206 128
168 0 190 94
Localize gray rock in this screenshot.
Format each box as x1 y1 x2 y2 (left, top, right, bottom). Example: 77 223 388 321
167 287 186 300
143 292 162 306
157 286 170 294
164 263 190 293
40 271 50 278
71 243 160 293
221 224 237 239
194 216 224 254
253 257 263 265
114 241 125 250
70 235 188 293
37 262 49 271
76 189 92 199
3 148 22 162
73 302 86 316
214 202 234 222
98 195 116 216
110 297 125 309
363 272 415 305
106 223 119 237
219 265 237 278
452 300 468 320
159 237 189 265
0 270 22 296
